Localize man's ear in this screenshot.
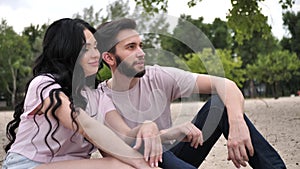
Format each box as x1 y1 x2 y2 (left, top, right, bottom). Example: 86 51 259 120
102 52 115 66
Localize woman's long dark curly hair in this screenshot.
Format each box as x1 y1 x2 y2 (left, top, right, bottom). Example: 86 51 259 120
4 18 98 156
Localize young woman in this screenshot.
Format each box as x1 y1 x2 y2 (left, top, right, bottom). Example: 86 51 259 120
2 18 159 169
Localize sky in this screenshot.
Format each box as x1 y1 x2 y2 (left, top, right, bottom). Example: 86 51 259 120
0 0 299 39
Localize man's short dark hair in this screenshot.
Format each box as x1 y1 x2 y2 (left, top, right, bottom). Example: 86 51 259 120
96 18 137 54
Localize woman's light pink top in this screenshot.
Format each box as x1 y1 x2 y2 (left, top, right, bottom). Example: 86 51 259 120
9 75 115 163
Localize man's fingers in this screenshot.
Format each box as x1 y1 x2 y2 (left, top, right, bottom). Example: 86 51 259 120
229 145 248 168
190 126 201 148
227 148 241 168
227 147 234 161
233 145 244 164
240 145 249 162
198 135 203 146
246 140 254 156
195 127 203 146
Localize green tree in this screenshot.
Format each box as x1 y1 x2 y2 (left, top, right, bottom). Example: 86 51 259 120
0 20 32 107
98 64 111 81
133 0 294 44
210 18 232 49
235 32 279 68
106 0 130 20
282 11 300 58
183 48 245 87
129 5 171 66
74 0 131 27
230 23 278 98
160 15 213 60
22 23 47 52
22 23 48 60
247 50 300 98
160 15 232 61
73 6 105 27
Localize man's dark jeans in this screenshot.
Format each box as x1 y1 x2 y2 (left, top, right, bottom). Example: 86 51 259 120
160 95 286 169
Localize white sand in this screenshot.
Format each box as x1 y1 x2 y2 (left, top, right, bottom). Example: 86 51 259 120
0 96 299 168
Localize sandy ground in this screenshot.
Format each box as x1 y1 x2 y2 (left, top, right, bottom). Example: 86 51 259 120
0 96 299 168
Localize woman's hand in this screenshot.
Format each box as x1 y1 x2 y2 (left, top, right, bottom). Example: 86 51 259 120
160 122 203 149
133 121 162 168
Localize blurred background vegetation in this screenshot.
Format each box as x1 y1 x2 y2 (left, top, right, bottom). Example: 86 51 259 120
0 0 300 109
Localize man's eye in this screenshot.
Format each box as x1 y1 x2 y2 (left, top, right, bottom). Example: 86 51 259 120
128 45 135 49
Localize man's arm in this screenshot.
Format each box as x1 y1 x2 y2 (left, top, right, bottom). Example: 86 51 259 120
194 74 254 168
105 110 162 168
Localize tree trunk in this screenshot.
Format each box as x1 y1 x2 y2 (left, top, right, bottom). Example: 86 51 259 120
249 80 257 98
274 82 279 99
7 58 17 107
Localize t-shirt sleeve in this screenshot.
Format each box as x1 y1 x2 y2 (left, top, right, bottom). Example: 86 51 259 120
154 65 198 100
23 75 61 117
97 90 116 122
79 88 116 123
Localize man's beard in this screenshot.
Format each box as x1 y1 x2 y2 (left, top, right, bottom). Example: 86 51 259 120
115 54 145 78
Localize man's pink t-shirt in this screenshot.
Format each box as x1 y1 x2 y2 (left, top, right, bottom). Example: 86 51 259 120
99 65 198 130
9 75 115 163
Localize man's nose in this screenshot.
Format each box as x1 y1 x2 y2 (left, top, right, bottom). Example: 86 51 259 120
136 47 145 58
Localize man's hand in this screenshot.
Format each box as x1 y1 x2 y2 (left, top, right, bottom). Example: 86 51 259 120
227 119 254 168
160 122 203 149
133 121 162 168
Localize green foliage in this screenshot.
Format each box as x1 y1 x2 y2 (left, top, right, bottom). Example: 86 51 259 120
133 0 203 13
73 6 105 27
130 5 169 49
22 23 48 60
98 64 112 81
0 19 32 106
160 15 232 61
247 50 300 85
235 32 279 68
22 23 47 52
160 15 213 60
282 11 300 58
133 0 294 43
210 18 232 49
227 0 271 44
217 49 246 87
246 50 300 97
0 0 298 101
133 0 169 13
183 48 246 87
74 1 131 27
107 0 130 20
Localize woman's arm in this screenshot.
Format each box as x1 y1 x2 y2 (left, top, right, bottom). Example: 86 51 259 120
39 92 155 169
75 108 156 168
105 110 162 167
